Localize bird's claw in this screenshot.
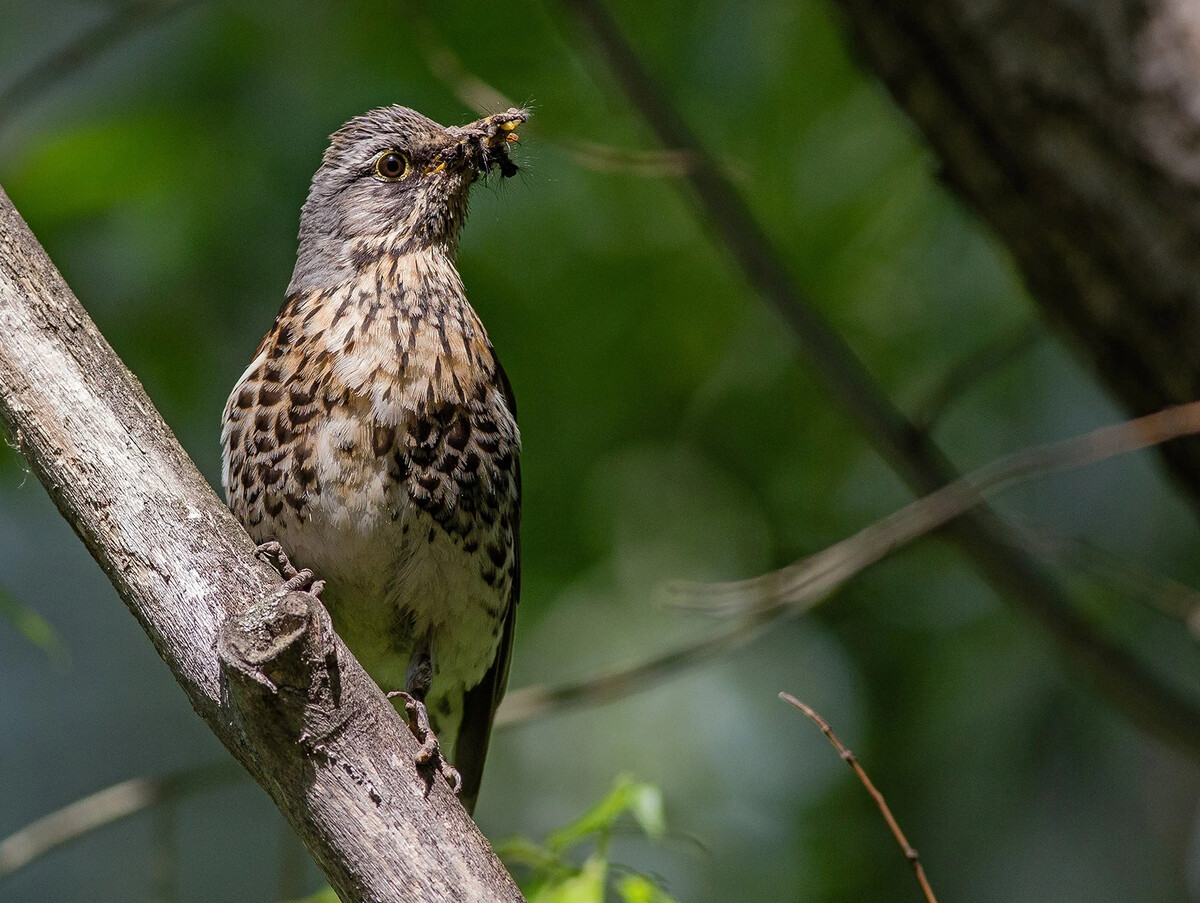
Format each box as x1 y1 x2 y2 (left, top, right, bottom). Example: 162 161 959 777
256 541 324 597
388 690 463 794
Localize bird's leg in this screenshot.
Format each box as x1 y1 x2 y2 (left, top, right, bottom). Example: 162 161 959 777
388 645 462 795
255 541 325 597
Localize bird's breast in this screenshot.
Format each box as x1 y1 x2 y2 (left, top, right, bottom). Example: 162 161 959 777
221 260 519 691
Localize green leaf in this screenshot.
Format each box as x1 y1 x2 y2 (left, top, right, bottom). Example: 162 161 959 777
628 783 666 842
616 873 679 903
495 835 566 872
530 853 607 903
502 775 672 901
0 583 66 662
547 774 662 853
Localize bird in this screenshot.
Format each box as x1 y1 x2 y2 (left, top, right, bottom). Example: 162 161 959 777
221 104 526 814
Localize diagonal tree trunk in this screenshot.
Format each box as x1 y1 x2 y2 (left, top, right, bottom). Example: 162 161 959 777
0 184 524 903
834 0 1200 505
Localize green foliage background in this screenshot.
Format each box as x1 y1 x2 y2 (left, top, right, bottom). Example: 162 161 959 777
3 1 1200 901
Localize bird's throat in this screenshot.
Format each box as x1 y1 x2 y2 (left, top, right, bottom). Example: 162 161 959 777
289 245 493 410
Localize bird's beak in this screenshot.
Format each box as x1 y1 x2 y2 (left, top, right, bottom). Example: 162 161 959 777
426 108 529 178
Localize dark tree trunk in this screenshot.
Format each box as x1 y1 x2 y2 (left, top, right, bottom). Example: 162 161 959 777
835 0 1200 503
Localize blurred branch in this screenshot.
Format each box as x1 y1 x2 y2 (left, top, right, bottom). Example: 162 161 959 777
0 761 241 880
0 186 523 901
678 401 1200 615
554 0 1200 763
553 139 701 178
913 323 1042 429
0 0 196 137
148 798 178 903
500 402 1200 727
497 609 779 728
406 6 705 178
1025 529 1200 638
780 693 939 903
408 14 517 116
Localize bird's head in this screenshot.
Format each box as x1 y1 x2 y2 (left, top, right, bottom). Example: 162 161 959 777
289 105 528 293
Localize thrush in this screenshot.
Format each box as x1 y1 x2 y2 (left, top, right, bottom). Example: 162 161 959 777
221 105 526 813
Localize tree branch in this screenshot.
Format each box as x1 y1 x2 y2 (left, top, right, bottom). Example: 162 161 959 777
0 184 523 902
678 400 1200 615
0 762 242 879
780 693 939 903
503 401 1200 728
555 0 1200 764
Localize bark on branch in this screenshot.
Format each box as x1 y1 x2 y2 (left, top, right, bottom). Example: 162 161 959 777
0 185 523 903
833 0 1200 505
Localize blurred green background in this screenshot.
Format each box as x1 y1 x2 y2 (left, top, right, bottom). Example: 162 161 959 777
4 1 1200 901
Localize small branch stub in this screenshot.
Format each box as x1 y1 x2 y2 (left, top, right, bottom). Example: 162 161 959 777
219 587 339 721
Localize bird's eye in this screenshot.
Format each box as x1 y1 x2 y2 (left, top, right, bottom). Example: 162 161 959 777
374 150 410 181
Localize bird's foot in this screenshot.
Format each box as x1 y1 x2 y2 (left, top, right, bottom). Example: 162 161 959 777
388 690 463 795
255 541 325 597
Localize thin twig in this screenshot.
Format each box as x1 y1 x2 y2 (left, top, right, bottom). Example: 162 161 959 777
780 693 938 903
497 608 780 727
556 0 1200 763
0 761 242 880
676 400 1200 614
552 139 700 178
407 13 516 116
499 401 1200 727
0 0 197 137
405 5 704 178
914 323 1042 428
1024 528 1200 636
